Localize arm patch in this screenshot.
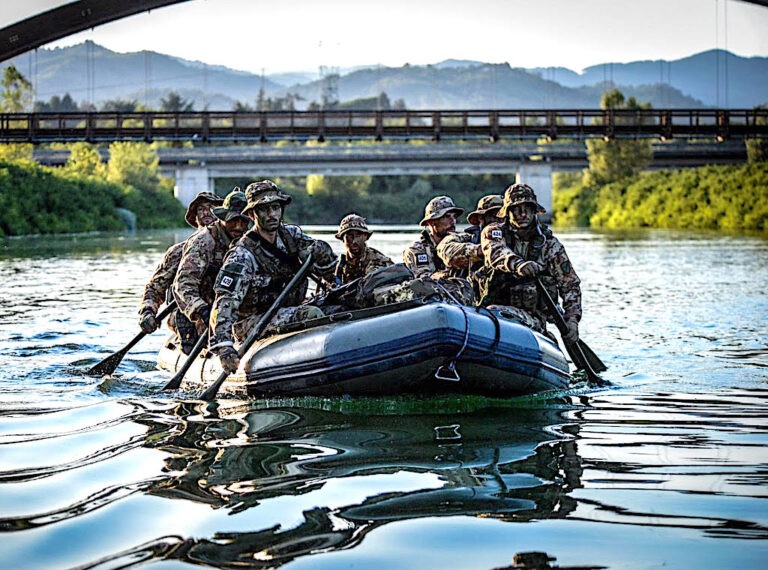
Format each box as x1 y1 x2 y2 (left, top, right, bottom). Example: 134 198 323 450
490 229 503 240
215 262 246 295
416 253 430 265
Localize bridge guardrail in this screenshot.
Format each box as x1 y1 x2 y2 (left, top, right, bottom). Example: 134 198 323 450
2 109 767 143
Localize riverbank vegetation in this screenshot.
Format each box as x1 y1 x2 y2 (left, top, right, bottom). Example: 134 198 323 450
553 90 768 232
0 143 182 237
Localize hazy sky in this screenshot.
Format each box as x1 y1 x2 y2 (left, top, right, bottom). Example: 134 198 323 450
5 0 768 74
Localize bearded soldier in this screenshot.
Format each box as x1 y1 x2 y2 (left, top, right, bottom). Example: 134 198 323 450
138 191 223 348
209 180 337 374
403 195 480 279
173 189 250 346
480 183 581 342
333 214 393 284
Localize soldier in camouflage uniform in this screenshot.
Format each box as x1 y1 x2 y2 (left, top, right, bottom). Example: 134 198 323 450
403 195 480 279
333 214 393 284
480 183 582 341
138 191 223 347
173 189 251 349
437 194 502 282
209 180 337 374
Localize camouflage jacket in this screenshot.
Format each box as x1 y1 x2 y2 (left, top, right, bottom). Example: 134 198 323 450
334 247 393 284
403 230 445 278
480 221 582 322
173 222 234 321
210 225 337 351
436 229 483 279
139 240 184 316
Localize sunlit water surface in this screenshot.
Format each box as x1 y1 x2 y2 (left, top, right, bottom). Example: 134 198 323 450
1 226 767 569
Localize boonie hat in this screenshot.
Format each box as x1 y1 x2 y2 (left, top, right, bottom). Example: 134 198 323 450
467 194 503 226
242 179 292 215
212 188 249 222
420 195 464 226
498 183 546 217
185 191 224 227
335 214 372 240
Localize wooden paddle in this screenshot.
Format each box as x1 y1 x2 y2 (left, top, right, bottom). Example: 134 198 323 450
533 277 608 385
199 254 314 401
162 329 209 391
86 301 177 376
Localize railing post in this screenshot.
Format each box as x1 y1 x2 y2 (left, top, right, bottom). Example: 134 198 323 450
433 111 440 142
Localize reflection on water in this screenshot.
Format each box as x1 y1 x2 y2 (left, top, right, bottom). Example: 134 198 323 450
1 227 768 569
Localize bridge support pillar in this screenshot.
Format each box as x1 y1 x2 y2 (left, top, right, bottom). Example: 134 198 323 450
516 161 553 223
174 166 214 206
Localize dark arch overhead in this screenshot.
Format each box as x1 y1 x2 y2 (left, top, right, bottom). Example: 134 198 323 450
0 0 192 63
0 0 767 64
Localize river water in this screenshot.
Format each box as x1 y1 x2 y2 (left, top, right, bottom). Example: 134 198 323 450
1 226 767 569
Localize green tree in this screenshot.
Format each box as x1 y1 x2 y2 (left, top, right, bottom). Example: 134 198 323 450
63 142 106 178
100 98 139 112
106 142 160 191
34 93 79 112
160 91 194 112
584 89 653 186
1 65 33 112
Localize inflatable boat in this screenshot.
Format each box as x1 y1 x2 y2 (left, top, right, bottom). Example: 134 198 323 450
157 299 571 398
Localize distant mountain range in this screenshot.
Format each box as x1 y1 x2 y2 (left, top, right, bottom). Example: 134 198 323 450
7 41 768 110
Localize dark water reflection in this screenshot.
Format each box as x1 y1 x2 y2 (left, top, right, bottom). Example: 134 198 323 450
1 227 768 569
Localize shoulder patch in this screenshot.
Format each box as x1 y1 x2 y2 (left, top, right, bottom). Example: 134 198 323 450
490 229 503 240
214 262 246 294
416 253 429 265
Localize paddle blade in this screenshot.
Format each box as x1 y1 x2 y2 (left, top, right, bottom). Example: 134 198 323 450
578 339 607 373
200 370 229 401
85 347 128 376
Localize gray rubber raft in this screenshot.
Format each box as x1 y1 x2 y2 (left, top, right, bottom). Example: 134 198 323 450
157 299 571 398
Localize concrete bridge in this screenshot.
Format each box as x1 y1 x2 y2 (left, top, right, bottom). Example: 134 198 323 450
33 139 748 215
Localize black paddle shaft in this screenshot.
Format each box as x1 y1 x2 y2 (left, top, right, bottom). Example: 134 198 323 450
533 278 605 384
200 254 314 401
86 301 177 376
162 329 209 391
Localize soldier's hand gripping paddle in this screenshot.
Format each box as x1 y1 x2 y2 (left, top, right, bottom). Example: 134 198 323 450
86 301 177 376
199 255 314 402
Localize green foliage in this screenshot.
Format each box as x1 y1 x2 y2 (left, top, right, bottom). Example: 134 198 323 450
746 139 768 163
0 144 34 164
106 142 161 191
587 163 768 232
34 93 79 112
62 142 106 178
0 140 184 236
1 65 33 112
0 160 125 236
160 91 194 112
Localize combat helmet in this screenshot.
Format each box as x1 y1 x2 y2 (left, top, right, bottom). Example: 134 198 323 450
335 214 372 240
467 194 503 226
212 188 249 222
498 183 546 217
419 195 464 226
184 191 224 227
242 179 292 215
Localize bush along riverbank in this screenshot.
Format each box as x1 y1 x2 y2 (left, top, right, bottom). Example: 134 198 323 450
0 144 184 237
553 161 768 232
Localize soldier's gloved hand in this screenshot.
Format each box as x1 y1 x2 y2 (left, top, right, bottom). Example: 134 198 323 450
139 311 158 333
563 317 579 344
516 260 543 278
218 348 240 374
195 304 212 326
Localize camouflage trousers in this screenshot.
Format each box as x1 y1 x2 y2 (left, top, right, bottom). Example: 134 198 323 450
486 304 556 342
232 305 324 343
